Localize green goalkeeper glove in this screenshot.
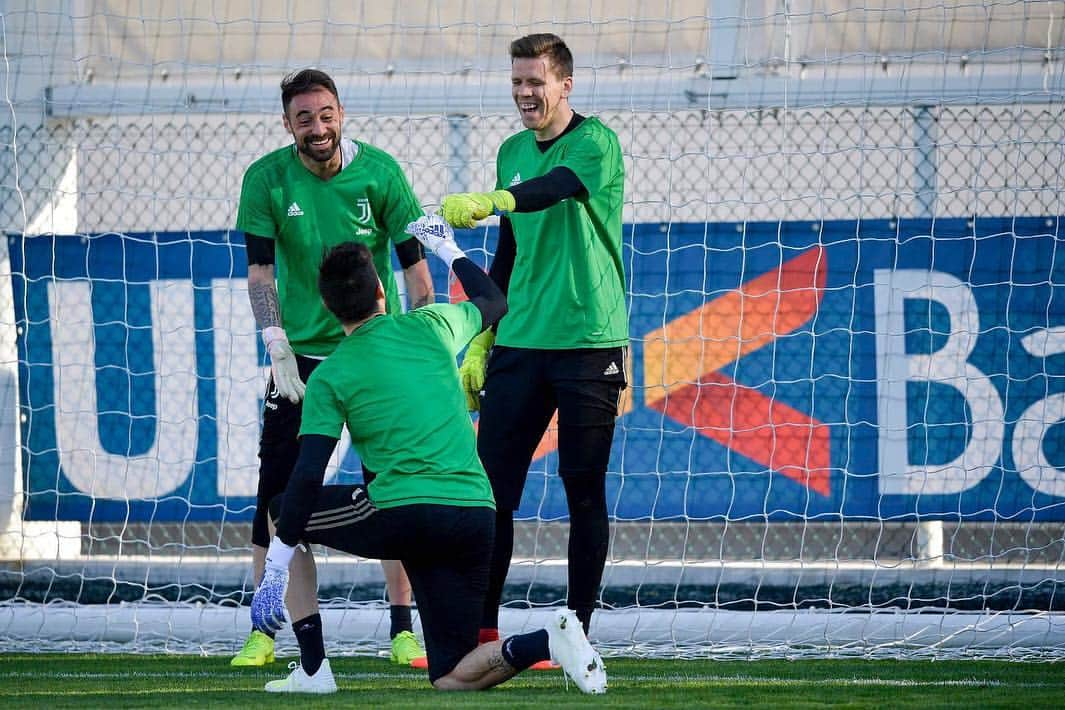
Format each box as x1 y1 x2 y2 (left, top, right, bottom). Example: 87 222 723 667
460 330 495 411
440 190 516 229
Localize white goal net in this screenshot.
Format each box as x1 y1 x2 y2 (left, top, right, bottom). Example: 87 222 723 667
1 1 1064 658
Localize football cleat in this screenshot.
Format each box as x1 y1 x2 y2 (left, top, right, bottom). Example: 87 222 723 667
230 629 275 667
546 609 607 694
391 630 427 665
264 659 338 694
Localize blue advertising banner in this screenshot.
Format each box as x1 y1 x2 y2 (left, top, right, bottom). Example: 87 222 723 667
10 216 1065 523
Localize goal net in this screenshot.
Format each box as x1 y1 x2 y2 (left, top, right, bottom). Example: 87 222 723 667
1 1 1064 658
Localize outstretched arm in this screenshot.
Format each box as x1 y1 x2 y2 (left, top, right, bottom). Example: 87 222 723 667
453 258 507 333
439 166 586 227
405 215 507 332
507 166 585 212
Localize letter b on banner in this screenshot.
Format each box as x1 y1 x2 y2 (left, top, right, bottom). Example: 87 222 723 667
874 269 1004 496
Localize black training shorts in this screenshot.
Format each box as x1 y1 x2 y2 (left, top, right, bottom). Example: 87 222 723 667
253 354 322 547
476 346 627 511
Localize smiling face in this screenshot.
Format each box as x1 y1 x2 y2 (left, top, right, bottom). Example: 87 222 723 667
283 86 344 178
511 55 573 141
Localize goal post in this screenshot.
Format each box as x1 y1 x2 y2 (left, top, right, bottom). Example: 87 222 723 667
1 1 1064 658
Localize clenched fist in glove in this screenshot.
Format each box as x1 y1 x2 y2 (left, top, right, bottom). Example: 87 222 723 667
440 190 516 229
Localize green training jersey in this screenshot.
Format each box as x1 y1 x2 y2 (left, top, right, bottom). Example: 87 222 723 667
236 140 423 357
299 302 495 510
493 116 628 349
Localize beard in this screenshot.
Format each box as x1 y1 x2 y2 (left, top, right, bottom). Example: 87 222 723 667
299 132 339 163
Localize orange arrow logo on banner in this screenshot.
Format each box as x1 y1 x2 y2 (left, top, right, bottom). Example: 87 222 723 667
455 245 829 495
642 246 830 495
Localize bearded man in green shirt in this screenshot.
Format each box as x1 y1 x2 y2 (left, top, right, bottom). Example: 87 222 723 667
232 68 430 668
440 34 629 655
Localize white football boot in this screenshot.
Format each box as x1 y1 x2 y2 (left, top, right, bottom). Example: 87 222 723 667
264 658 338 694
546 609 607 694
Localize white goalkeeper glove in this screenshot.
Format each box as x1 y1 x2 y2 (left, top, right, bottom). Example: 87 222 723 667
263 326 305 404
405 214 466 268
250 536 294 634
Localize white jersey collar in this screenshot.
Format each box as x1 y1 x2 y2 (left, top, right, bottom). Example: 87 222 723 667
340 138 358 169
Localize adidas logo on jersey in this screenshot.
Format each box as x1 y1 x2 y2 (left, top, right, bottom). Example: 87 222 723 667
509 173 522 186
287 202 304 217
603 361 620 376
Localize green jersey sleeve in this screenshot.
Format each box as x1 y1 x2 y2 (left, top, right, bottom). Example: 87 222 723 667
298 370 346 439
559 127 621 197
235 164 279 239
416 302 483 356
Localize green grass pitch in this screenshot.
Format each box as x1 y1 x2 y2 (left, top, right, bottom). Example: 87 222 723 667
3 654 1065 708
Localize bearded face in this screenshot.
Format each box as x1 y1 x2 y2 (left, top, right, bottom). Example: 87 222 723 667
283 86 344 171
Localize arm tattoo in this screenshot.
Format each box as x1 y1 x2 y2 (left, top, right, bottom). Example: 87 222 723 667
487 646 513 673
403 262 434 310
248 277 282 329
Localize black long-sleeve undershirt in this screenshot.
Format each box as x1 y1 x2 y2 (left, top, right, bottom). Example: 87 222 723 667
489 218 516 298
275 433 336 546
452 256 507 331
487 168 586 305
507 166 585 213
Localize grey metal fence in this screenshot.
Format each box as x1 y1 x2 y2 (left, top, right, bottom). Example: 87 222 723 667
2 104 1061 235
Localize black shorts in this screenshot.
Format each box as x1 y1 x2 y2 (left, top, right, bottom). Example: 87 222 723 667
477 346 627 511
270 487 494 683
254 355 379 546
253 355 323 547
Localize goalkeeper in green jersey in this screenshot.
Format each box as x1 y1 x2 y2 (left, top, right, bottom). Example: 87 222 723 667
250 215 606 695
440 33 629 657
232 68 430 668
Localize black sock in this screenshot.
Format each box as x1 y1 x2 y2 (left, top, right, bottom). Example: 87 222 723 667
574 607 593 635
252 625 276 640
500 629 550 671
293 613 325 675
390 605 412 639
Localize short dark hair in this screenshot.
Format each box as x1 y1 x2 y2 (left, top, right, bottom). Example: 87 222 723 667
318 242 380 324
280 68 340 115
509 33 573 79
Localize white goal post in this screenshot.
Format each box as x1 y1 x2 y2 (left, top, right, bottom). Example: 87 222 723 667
1 1 1064 657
